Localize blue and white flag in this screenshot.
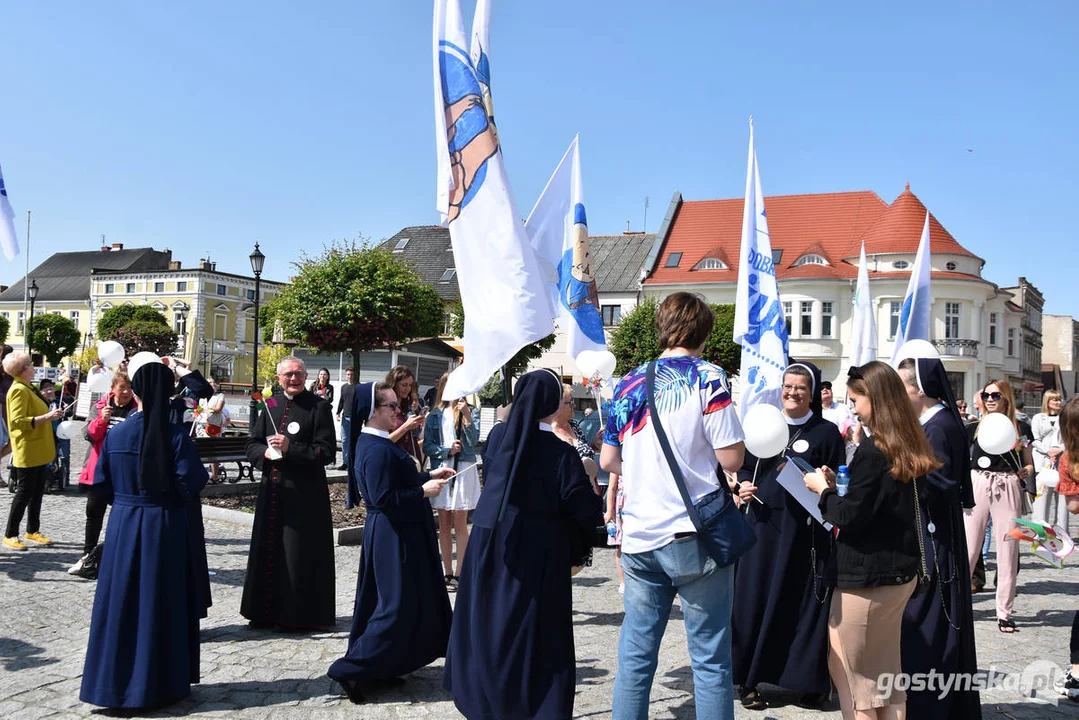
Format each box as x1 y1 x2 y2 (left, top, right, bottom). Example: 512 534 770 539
850 241 877 365
0 162 20 261
890 211 932 364
525 135 605 361
733 119 788 418
433 0 554 400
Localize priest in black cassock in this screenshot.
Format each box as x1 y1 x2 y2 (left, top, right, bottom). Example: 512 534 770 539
444 369 603 720
897 358 981 718
732 361 845 710
241 356 336 630
328 381 454 703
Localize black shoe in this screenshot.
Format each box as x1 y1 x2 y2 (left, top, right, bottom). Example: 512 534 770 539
796 692 826 709
337 678 366 704
1059 671 1079 701
739 687 767 710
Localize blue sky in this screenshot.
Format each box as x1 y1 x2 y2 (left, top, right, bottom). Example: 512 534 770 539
1 1 1077 314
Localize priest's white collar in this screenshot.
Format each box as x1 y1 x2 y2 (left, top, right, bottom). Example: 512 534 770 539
539 422 554 432
362 426 390 439
785 410 813 426
920 403 945 426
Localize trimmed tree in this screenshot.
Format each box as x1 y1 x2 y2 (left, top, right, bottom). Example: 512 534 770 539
609 299 741 376
264 241 445 372
97 305 170 340
29 313 81 367
113 320 179 357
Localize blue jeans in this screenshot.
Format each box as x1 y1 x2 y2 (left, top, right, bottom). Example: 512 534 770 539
612 536 734 720
982 517 992 560
340 416 352 469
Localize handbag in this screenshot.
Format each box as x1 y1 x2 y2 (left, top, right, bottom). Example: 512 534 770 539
911 476 931 596
645 362 756 568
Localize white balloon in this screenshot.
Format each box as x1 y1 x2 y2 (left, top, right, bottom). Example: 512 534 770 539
976 412 1018 455
742 403 789 459
576 350 600 378
56 420 79 440
97 340 126 369
127 351 164 382
892 339 939 366
88 369 114 394
594 351 617 379
1038 468 1060 489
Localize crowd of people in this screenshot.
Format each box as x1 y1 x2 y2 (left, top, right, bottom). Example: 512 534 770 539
3 292 1079 717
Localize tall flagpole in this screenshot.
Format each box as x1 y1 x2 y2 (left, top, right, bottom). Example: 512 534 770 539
23 210 30 350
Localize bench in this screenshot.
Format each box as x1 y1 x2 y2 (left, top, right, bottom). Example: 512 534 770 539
194 436 255 483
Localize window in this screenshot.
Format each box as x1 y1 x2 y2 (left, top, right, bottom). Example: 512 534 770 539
945 302 960 339
105 283 114 294
989 312 998 346
16 311 24 335
822 301 834 338
783 301 792 335
126 283 136 293
771 249 784 266
889 301 901 339
693 257 727 270
792 254 829 267
439 268 456 282
893 260 910 270
69 310 80 326
154 282 165 293
393 238 409 252
247 289 255 300
174 312 187 337
946 261 957 271
602 305 622 327
216 284 226 296
1007 328 1016 356
443 312 455 336
213 314 227 339
664 252 682 268
800 301 813 336
177 281 188 292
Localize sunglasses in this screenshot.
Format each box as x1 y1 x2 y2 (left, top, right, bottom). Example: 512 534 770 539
981 391 1003 402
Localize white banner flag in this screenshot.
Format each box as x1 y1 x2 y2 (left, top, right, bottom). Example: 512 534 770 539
525 135 605 361
0 162 20 261
733 119 788 418
433 0 554 400
850 241 877 365
890 211 932 364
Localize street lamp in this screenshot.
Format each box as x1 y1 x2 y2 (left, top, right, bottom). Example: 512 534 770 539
248 242 265 435
27 279 39 361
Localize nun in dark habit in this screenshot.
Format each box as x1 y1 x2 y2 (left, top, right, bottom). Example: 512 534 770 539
80 359 209 709
328 382 455 703
444 369 603 720
732 361 845 710
897 358 981 718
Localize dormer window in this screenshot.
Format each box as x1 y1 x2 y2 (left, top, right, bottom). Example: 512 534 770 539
946 261 957 271
439 268 456 282
393 238 409 252
792 254 829 267
893 260 910 270
693 257 728 270
664 252 683 268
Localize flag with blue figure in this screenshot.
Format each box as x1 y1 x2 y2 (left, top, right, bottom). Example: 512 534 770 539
525 135 606 360
433 0 554 400
733 119 788 418
0 162 20 261
889 211 932 364
850 241 877 365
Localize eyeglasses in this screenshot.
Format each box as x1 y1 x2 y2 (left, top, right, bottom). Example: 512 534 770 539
376 401 399 410
279 371 306 378
782 384 810 394
981 391 1003 402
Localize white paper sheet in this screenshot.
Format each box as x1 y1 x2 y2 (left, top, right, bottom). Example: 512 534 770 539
775 459 833 531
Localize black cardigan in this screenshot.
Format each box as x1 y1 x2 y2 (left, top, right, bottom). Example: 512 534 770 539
818 435 919 589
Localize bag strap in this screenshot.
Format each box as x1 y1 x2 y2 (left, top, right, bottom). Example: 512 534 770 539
645 361 707 536
912 475 929 583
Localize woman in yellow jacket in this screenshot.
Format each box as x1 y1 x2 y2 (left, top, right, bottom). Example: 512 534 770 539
3 352 62 551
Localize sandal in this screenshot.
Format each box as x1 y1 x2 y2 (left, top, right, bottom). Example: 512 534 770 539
998 617 1017 633
739 687 767 710
444 574 458 591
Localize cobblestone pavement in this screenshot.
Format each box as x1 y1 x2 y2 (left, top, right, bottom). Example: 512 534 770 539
1 436 1078 718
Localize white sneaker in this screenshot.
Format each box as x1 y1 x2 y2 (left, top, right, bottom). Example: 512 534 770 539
619 583 625 595
68 555 88 575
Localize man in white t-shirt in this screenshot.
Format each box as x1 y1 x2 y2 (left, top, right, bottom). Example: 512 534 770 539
820 380 854 429
601 292 745 720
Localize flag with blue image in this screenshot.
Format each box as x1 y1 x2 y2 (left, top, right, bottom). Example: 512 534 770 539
889 211 932 364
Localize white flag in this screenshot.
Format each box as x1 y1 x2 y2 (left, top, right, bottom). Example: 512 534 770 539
889 211 932 364
525 136 605 360
733 119 789 418
850 241 877 365
0 162 20 261
433 0 554 400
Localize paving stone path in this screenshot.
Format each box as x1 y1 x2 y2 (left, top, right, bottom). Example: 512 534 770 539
1 435 1078 718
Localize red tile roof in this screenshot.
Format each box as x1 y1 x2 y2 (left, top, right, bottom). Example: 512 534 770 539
646 186 980 285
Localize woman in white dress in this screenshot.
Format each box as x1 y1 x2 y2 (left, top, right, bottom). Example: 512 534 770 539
422 373 480 590
1032 390 1068 532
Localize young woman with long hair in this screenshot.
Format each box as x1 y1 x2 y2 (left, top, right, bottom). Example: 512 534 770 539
963 379 1034 633
310 367 334 405
1032 390 1068 532
804 361 940 720
1053 397 1079 700
385 366 425 465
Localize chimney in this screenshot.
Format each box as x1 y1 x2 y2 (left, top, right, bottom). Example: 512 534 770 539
199 259 216 271
168 260 182 271
111 243 123 251
99 246 111 252
626 220 631 233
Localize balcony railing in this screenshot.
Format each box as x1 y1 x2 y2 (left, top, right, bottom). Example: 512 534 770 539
932 339 979 358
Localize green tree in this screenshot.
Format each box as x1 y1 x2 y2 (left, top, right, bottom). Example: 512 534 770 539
264 241 445 372
609 299 741 376
97 305 170 340
73 346 99 375
258 344 291 389
29 314 81 367
0 314 9 345
113 320 179 357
